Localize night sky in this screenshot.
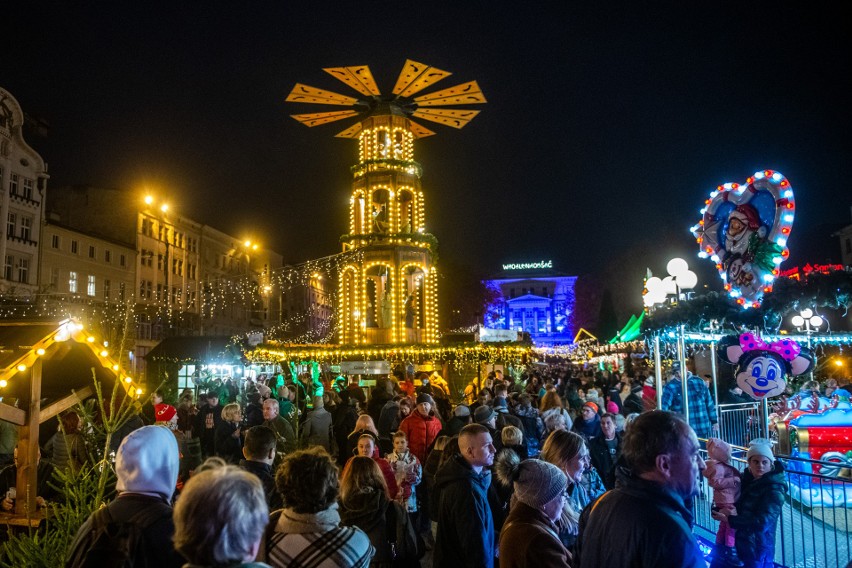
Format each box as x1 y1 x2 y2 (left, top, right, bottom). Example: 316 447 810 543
4 2 851 321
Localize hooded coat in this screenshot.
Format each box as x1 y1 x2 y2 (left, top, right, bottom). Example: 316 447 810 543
728 460 787 566
499 501 571 568
432 454 495 568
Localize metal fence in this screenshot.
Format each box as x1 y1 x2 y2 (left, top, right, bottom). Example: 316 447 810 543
694 446 852 568
717 401 767 448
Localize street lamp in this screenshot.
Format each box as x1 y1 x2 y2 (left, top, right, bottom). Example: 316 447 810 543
643 258 698 309
791 308 823 348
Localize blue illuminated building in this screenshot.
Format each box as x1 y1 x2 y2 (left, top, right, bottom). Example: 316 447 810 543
482 262 577 346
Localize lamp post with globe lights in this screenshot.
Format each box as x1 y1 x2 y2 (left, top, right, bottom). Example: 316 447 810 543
792 308 823 380
791 308 823 349
643 258 698 413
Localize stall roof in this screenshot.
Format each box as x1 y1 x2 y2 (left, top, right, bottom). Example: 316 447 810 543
144 336 243 364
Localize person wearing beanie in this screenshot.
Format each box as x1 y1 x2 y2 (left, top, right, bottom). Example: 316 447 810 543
572 402 602 441
703 437 742 567
714 439 786 568
66 426 184 567
446 404 472 436
498 459 571 567
474 405 503 454
398 387 443 541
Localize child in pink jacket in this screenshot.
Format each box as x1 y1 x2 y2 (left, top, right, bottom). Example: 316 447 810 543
704 437 742 567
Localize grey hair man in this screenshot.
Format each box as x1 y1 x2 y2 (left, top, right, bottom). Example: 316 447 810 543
173 464 271 567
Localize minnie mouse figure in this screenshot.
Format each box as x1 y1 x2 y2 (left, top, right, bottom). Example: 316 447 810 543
718 332 815 400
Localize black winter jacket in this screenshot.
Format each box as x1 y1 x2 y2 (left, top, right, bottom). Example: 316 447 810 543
728 460 786 565
578 466 705 568
432 455 494 568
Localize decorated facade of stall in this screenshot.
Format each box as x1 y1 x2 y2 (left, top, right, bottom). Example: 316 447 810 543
0 319 141 521
245 341 532 399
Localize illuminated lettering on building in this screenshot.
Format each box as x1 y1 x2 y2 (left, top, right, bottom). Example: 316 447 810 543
502 260 553 271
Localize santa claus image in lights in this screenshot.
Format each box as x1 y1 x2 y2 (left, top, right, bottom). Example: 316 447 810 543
721 204 780 299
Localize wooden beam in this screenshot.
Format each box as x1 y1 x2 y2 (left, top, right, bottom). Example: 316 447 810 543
39 385 95 424
0 403 25 426
16 358 41 516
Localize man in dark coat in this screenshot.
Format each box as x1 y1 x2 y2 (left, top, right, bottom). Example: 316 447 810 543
578 411 706 568
66 426 184 568
433 423 496 568
588 413 622 490
193 392 223 458
239 425 282 511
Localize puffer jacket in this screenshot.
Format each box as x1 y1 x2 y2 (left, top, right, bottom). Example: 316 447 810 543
432 455 494 568
728 460 787 566
397 410 442 464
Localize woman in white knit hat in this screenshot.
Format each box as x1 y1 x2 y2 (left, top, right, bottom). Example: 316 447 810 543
712 439 786 568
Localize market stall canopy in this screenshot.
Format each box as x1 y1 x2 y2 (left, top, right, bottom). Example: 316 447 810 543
144 336 244 365
0 319 136 518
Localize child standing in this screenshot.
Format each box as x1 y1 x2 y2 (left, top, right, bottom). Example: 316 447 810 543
713 439 787 568
386 431 422 515
703 438 742 567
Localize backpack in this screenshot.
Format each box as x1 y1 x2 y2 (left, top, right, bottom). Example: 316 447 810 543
68 502 172 568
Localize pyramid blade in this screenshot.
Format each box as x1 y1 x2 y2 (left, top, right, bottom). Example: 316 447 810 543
392 59 452 97
324 66 381 97
286 83 358 106
413 81 487 106
408 120 436 139
291 110 360 127
411 108 481 129
335 122 363 138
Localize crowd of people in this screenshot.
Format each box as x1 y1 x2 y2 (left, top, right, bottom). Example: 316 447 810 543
0 362 797 567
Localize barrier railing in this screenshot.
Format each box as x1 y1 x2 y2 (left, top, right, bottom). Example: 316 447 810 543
717 401 766 448
694 446 851 568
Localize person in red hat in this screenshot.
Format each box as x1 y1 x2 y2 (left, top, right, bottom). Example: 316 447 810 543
155 403 183 447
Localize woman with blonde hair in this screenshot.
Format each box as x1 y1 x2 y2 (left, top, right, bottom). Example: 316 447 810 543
347 414 380 458
540 429 590 553
214 403 243 463
339 456 420 567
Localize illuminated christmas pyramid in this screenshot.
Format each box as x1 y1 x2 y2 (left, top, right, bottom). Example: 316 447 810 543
287 60 486 344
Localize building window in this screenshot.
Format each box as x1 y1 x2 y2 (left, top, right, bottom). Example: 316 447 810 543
158 254 164 271
50 267 59 288
17 258 29 283
20 217 32 241
4 255 13 280
51 234 60 249
141 218 153 236
88 245 96 258
71 240 79 254
69 271 78 293
9 173 18 196
119 282 126 301
847 238 852 254
87 275 96 296
120 254 127 267
104 249 111 263
104 279 111 300
22 178 34 200
7 213 15 238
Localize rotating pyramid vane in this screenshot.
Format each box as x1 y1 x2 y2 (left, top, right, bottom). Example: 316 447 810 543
286 59 487 138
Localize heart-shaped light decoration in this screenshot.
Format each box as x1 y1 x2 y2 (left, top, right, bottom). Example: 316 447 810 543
691 170 795 309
